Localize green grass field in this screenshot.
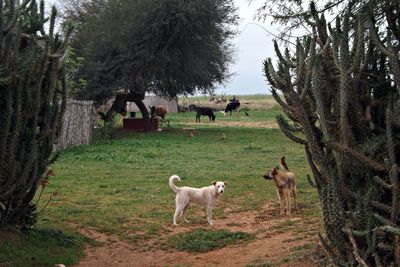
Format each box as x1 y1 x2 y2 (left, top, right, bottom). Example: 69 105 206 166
0 95 321 267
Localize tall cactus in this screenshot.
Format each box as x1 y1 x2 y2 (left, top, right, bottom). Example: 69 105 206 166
0 0 71 228
264 2 400 265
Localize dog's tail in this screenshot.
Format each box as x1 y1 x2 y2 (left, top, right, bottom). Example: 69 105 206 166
280 156 290 171
169 175 181 194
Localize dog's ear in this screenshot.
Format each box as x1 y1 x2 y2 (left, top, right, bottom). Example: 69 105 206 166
224 182 228 186
212 181 217 186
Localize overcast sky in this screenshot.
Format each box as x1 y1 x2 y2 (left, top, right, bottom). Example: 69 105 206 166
217 0 274 96
46 0 274 96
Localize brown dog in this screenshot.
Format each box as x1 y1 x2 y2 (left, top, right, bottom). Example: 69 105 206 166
263 156 298 216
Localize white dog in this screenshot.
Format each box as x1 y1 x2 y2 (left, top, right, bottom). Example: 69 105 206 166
169 175 227 225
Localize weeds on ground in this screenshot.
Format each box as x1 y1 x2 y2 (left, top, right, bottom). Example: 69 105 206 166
167 228 254 252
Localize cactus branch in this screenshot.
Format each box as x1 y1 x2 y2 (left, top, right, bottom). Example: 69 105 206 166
327 141 388 172
343 226 369 267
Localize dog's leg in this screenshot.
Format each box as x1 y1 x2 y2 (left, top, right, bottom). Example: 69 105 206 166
206 205 213 225
283 190 288 215
173 208 179 225
277 189 284 215
276 189 280 201
286 189 291 216
173 199 187 225
173 206 183 225
292 187 298 210
181 203 190 223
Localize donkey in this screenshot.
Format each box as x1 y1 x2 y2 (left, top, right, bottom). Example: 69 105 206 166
195 107 216 122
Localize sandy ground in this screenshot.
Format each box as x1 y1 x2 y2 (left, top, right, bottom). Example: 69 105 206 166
73 204 320 267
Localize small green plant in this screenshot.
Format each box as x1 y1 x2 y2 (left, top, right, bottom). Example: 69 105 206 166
95 115 117 139
167 228 253 252
291 242 315 251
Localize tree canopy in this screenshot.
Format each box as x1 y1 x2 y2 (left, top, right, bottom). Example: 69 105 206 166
64 0 238 103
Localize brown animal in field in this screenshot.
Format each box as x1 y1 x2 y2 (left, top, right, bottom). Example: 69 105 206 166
150 106 167 120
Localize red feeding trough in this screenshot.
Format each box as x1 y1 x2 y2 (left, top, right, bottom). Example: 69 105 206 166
123 118 158 131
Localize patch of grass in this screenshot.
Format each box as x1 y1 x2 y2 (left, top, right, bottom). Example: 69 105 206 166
0 228 84 267
278 219 296 227
246 258 276 267
291 242 315 252
284 236 304 242
167 228 253 252
164 109 282 127
277 251 307 265
271 219 298 234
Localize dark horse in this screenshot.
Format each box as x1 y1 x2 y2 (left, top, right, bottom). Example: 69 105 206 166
224 100 240 115
188 104 198 112
195 107 216 122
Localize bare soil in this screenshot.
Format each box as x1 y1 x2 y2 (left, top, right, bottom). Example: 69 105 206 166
73 204 320 267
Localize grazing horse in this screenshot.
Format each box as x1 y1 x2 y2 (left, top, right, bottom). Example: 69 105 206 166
224 101 240 116
150 106 167 119
189 104 198 112
196 107 216 122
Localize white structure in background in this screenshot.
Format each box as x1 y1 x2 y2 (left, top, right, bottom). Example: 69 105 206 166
127 95 178 113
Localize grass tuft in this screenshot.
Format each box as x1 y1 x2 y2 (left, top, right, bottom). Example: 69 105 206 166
167 228 253 252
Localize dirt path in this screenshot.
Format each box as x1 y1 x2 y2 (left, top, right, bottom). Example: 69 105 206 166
73 204 319 267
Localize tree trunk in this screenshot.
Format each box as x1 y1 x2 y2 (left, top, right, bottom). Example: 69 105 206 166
126 89 151 132
134 99 151 131
104 90 151 131
105 93 127 122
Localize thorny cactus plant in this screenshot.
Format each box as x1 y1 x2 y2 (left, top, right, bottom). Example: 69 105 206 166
0 0 71 228
264 2 400 266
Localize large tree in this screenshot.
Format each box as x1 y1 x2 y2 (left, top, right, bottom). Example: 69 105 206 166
262 0 400 265
63 0 238 130
0 0 71 228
